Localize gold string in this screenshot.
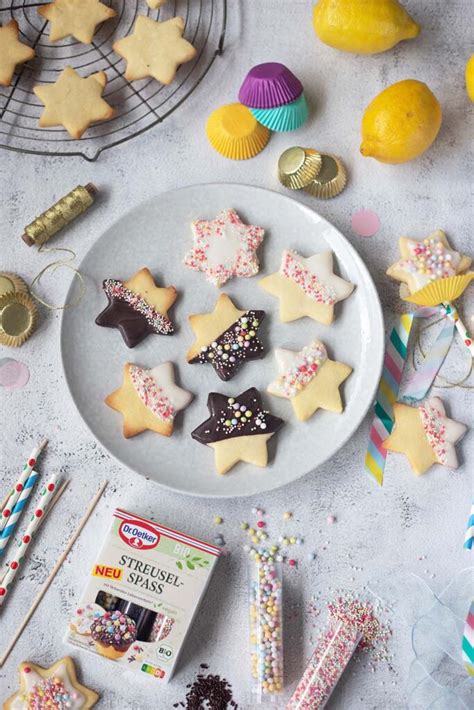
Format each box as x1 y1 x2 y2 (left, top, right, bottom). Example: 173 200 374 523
410 313 474 390
29 244 85 311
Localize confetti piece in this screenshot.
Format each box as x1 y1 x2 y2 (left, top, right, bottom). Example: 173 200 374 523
283 511 293 520
327 515 336 525
0 359 30 389
351 209 381 238
214 516 223 525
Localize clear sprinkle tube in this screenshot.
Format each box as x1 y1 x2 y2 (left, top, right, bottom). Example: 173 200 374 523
249 558 284 703
286 620 362 710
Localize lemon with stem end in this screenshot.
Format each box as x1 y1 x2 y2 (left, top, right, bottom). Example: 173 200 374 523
360 80 442 164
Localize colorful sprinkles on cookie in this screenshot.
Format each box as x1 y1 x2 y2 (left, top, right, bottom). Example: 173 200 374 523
91 610 137 658
183 208 265 287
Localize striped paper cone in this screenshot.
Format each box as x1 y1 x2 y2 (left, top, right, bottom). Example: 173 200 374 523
464 500 474 551
0 440 47 535
0 473 58 606
0 471 39 557
365 313 414 486
462 600 474 675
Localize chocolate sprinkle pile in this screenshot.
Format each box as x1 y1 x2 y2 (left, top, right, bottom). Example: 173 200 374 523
173 664 238 709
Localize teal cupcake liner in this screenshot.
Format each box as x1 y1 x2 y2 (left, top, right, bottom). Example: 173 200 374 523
250 94 309 132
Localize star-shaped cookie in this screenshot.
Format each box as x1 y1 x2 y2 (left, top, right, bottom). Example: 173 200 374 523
4 657 99 709
267 340 352 421
383 396 467 476
147 0 168 7
386 230 472 296
260 250 354 324
39 0 116 44
106 362 193 438
191 388 284 475
187 294 265 381
113 16 197 84
95 267 176 348
183 208 265 287
33 66 114 139
0 20 35 87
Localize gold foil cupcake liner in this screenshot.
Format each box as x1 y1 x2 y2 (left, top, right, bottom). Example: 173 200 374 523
403 273 474 307
304 153 347 199
0 272 29 297
0 291 38 347
278 146 322 190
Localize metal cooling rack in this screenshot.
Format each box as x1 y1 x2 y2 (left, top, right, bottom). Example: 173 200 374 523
0 0 227 161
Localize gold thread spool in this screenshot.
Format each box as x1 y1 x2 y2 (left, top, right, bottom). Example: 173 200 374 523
22 183 97 247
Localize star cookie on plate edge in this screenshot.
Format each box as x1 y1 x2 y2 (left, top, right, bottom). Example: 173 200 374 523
191 388 284 475
183 208 265 288
260 250 354 325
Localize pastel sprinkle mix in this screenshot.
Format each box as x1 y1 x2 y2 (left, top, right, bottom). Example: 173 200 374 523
419 401 448 464
281 251 336 305
129 366 175 422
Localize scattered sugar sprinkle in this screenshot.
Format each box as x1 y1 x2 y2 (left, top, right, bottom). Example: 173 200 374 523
173 664 238 709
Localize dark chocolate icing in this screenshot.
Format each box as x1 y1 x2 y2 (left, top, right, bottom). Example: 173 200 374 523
191 387 284 445
95 278 174 349
189 310 265 381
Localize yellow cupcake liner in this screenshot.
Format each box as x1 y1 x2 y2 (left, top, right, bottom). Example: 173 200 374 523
0 291 38 347
206 103 270 160
278 146 322 190
0 272 29 297
403 273 474 307
304 153 347 199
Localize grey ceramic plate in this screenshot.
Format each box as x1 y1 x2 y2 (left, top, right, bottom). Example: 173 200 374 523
61 184 384 497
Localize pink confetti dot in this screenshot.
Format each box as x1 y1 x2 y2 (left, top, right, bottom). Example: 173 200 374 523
0 360 30 390
351 209 381 237
327 514 336 525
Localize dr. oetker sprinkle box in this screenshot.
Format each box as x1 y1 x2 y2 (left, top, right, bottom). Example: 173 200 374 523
66 508 220 682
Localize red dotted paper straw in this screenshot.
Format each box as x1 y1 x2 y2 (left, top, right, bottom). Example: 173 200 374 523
0 473 58 607
0 439 47 536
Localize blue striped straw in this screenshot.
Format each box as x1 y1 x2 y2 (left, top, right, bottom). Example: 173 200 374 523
464 500 474 551
0 471 39 557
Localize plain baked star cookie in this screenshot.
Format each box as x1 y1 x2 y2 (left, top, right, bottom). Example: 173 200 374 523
0 20 35 87
383 396 467 476
113 16 197 84
147 0 168 7
191 388 284 475
260 250 354 325
184 208 265 287
39 0 116 44
187 294 265 381
33 66 114 138
267 340 352 421
95 267 176 348
386 230 472 297
4 657 99 709
106 362 193 438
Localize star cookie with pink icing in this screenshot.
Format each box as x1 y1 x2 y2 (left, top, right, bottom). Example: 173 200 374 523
383 396 467 476
4 657 99 709
183 208 265 287
106 362 193 438
386 230 471 297
267 340 352 421
260 250 354 325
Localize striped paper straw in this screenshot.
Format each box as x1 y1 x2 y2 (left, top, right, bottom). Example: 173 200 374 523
0 471 39 557
0 473 58 606
464 500 474 551
0 439 47 535
462 600 474 676
448 305 474 357
365 313 414 486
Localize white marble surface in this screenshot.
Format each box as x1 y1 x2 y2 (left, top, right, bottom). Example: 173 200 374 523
1 1 473 708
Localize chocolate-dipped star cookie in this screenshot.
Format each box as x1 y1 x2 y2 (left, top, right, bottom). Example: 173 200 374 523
187 294 265 380
95 267 176 348
191 387 284 475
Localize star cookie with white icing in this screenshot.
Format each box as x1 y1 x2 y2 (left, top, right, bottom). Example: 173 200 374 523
95 267 176 348
260 250 354 324
191 388 284 475
383 396 467 476
113 16 196 85
34 66 114 139
386 230 472 296
106 362 193 438
184 209 265 288
187 294 265 381
0 20 35 87
39 0 116 44
4 657 99 710
267 340 352 421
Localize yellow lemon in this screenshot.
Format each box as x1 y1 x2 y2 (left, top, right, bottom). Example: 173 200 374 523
313 0 420 54
466 54 474 103
360 80 442 164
